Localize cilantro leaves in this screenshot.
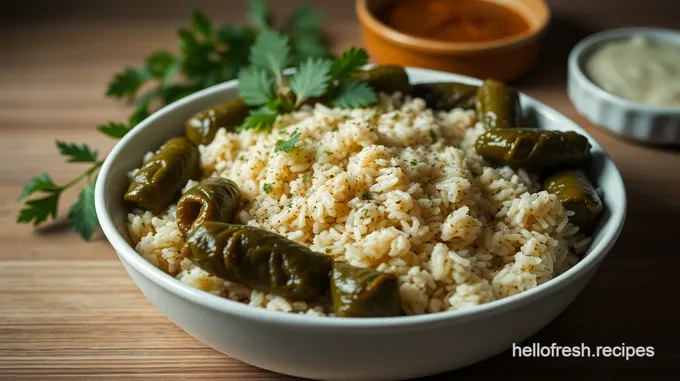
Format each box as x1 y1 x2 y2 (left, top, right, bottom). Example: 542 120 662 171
18 173 58 201
236 37 377 132
17 140 102 239
145 51 177 79
289 3 324 32
238 67 275 106
290 58 332 106
249 29 291 85
18 3 377 241
239 106 279 132
331 47 368 79
18 141 103 239
97 122 130 139
248 0 272 30
103 4 331 140
107 68 148 99
17 2 334 241
286 2 329 62
56 141 99 163
332 80 377 108
190 10 212 38
275 131 301 153
68 182 98 241
237 30 292 131
17 191 62 227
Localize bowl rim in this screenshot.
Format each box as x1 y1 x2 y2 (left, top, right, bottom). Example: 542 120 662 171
355 0 551 55
568 26 680 114
96 67 627 329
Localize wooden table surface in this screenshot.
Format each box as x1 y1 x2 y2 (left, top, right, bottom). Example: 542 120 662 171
1 1 679 380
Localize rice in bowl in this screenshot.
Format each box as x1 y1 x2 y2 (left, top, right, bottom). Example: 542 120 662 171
125 93 590 317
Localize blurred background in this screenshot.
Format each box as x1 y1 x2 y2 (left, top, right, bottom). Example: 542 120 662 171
2 0 679 129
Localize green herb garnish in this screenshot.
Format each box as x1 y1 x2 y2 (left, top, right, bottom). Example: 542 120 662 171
97 122 130 139
247 0 272 30
262 182 273 194
17 142 102 240
17 1 332 240
237 36 377 131
302 174 312 182
239 106 279 132
67 182 98 241
237 67 276 106
330 47 368 79
56 141 99 163
275 131 301 153
331 80 377 108
17 191 61 227
290 58 332 107
249 28 291 86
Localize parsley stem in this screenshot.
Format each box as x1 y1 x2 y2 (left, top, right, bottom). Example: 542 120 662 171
60 162 103 190
276 72 284 89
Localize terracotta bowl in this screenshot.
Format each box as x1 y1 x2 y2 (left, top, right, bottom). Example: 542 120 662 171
356 0 551 82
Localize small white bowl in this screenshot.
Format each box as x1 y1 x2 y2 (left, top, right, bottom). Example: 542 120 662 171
96 68 627 381
568 27 680 145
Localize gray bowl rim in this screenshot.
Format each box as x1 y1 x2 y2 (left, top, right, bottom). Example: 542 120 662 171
568 26 680 114
95 67 627 329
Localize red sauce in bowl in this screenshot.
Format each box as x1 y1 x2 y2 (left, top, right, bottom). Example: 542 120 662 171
376 0 531 43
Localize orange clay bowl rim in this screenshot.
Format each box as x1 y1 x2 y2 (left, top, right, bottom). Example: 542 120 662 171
356 0 551 55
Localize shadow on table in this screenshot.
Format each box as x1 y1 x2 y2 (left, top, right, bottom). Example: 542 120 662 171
34 216 106 241
514 15 596 88
33 217 73 235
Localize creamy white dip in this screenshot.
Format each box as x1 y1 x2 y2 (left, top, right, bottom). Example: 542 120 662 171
584 35 680 108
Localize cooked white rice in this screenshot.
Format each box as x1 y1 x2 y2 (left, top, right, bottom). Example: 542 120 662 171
125 93 590 317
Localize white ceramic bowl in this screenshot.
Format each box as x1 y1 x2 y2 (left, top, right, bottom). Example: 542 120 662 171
95 68 627 381
568 27 680 145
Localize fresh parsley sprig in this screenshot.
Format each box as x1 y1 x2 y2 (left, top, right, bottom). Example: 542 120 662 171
328 48 376 108
290 58 332 107
17 1 332 241
330 47 369 79
275 131 301 153
239 106 279 131
237 36 377 132
331 80 377 108
17 142 102 240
